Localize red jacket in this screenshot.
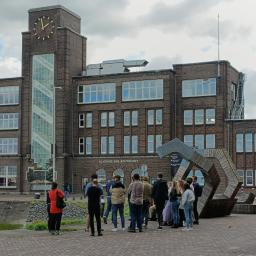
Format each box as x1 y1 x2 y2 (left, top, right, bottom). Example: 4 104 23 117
48 189 65 214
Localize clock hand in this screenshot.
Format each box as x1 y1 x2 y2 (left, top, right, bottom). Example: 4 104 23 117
40 18 45 30
43 22 50 29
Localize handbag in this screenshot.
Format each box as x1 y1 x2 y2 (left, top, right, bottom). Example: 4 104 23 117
56 190 66 209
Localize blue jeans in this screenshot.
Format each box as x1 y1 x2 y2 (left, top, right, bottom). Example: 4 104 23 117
103 196 112 218
170 200 180 225
112 204 125 228
183 202 193 228
130 203 142 230
142 200 150 226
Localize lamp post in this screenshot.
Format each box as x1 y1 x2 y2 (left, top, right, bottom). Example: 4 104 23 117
52 86 62 182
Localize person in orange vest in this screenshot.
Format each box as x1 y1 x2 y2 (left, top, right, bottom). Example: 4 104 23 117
47 182 65 235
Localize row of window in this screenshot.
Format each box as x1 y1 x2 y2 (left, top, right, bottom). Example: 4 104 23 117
182 78 216 97
184 134 215 149
0 86 19 106
236 133 256 153
0 113 19 130
79 135 162 155
237 170 256 187
79 109 163 128
0 166 17 188
0 138 18 155
184 109 215 125
78 79 164 104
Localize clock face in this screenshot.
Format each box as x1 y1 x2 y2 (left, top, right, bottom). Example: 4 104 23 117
33 16 55 40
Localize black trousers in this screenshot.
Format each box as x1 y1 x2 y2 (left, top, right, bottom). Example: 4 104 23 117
179 208 185 227
193 197 199 222
155 201 165 226
88 206 101 235
49 213 62 231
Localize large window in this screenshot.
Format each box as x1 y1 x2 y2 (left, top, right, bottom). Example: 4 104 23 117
195 109 204 125
124 135 138 154
101 136 115 154
122 79 163 101
78 83 116 104
0 138 18 155
184 135 193 147
182 78 216 97
101 112 115 127
124 110 138 126
195 135 204 149
246 170 253 186
206 134 215 149
148 109 163 125
245 133 253 152
236 133 244 152
0 166 17 188
147 135 162 153
85 137 92 155
184 110 193 125
206 109 215 124
0 113 19 130
0 86 19 105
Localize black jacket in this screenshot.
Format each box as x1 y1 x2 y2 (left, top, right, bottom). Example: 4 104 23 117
152 179 168 202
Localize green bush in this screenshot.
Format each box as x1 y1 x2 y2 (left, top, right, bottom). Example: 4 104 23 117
0 223 23 230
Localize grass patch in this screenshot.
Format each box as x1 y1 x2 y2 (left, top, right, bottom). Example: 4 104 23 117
0 223 23 230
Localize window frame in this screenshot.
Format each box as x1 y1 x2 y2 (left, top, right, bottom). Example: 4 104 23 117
86 112 92 128
245 169 254 186
79 137 84 155
184 110 193 126
79 113 85 128
85 137 92 155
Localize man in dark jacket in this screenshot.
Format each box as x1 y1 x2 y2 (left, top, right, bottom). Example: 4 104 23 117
152 173 168 229
192 176 202 225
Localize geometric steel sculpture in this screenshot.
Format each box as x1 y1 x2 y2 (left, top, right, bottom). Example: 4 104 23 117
157 138 241 217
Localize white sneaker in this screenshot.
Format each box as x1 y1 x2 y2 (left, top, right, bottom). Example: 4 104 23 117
122 228 126 231
188 227 193 231
182 227 190 231
112 228 118 232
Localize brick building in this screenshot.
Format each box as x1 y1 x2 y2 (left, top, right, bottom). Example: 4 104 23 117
0 5 253 192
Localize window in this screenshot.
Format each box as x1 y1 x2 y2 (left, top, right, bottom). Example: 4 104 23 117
245 133 253 152
184 110 193 125
246 170 253 186
206 134 215 149
156 135 162 149
79 137 84 154
195 109 204 125
79 113 85 128
132 111 138 126
237 170 244 186
0 113 19 130
184 135 193 147
96 169 106 186
206 109 215 124
78 83 116 104
195 135 204 149
124 111 130 126
101 136 115 154
124 136 138 154
0 86 19 105
147 110 154 125
85 137 92 155
101 112 115 127
0 138 18 155
182 78 216 97
156 109 163 125
122 79 163 101
236 133 244 152
147 135 154 153
86 113 92 128
0 166 17 188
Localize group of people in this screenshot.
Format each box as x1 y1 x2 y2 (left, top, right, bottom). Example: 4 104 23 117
46 173 202 236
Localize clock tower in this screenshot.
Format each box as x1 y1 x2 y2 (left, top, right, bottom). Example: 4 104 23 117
20 5 87 191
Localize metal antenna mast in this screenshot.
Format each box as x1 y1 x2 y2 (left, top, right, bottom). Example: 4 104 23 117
217 14 220 77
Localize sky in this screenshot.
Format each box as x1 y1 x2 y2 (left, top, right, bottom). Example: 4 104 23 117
0 0 255 118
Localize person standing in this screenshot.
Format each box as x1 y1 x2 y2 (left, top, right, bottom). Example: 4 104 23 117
103 178 114 224
128 173 144 233
192 176 202 225
87 179 103 236
47 182 65 235
181 183 195 231
142 176 152 228
152 173 168 229
111 175 125 231
169 181 180 228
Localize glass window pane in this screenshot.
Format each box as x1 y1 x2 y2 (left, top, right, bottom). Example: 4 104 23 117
148 110 154 125
101 136 107 154
86 113 92 128
237 170 244 186
132 111 138 126
236 134 244 152
79 137 84 154
85 137 92 155
147 135 154 153
124 111 130 126
124 136 130 154
245 133 253 152
206 134 215 149
79 113 85 128
156 109 162 125
184 110 193 125
109 112 115 127
132 136 138 154
246 170 253 186
206 109 215 124
195 135 204 149
109 136 115 154
184 135 193 147
0 86 19 105
195 109 204 125
101 112 108 127
156 135 162 149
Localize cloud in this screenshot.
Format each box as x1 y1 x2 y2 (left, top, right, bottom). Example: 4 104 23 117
0 57 21 78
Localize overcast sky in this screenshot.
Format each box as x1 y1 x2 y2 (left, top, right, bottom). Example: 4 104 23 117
0 0 255 118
